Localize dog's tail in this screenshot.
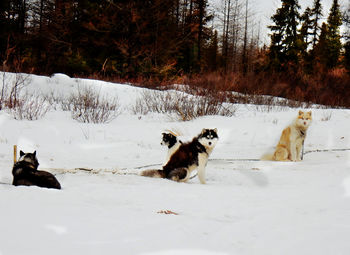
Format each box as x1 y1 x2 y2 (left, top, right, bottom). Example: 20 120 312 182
140 169 166 178
261 153 274 161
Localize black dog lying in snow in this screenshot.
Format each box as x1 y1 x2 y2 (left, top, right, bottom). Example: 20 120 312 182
12 151 61 189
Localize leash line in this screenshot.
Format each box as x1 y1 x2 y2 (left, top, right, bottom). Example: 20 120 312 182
209 148 350 162
120 163 163 170
303 148 350 155
209 158 260 162
10 148 349 178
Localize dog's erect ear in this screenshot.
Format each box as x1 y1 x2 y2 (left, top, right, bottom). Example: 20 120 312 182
214 128 217 133
201 128 207 134
20 150 25 157
298 110 304 115
33 151 36 156
166 130 177 137
307 111 312 116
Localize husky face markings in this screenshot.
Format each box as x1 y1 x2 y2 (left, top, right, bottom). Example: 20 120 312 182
272 110 312 161
161 132 182 165
164 128 218 184
161 132 180 149
12 150 61 189
141 128 218 184
197 128 218 149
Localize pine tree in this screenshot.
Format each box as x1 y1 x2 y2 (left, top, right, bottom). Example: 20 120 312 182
325 0 342 68
345 3 350 36
298 7 314 71
310 0 322 48
0 0 11 65
345 42 350 71
313 22 329 67
344 3 350 71
268 0 301 69
299 7 313 54
343 3 349 41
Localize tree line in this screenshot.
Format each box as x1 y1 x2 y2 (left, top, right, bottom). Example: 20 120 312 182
0 0 349 106
269 0 349 72
0 0 217 77
264 0 350 107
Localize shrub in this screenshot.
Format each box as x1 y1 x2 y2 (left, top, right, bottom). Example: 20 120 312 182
0 71 31 110
131 90 175 115
66 86 120 123
9 94 50 120
132 88 236 121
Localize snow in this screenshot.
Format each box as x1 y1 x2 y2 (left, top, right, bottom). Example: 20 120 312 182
0 72 350 255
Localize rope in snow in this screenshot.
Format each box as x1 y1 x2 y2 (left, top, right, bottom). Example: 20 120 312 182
208 148 350 162
47 148 350 174
120 163 163 170
2 148 349 183
209 158 260 162
303 148 350 155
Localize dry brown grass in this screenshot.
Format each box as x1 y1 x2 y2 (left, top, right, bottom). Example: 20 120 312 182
182 68 350 108
78 66 350 109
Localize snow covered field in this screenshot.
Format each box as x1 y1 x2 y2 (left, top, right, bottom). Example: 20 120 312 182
0 73 350 255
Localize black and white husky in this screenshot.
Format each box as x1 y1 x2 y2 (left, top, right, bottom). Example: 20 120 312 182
161 131 182 165
141 128 218 184
12 151 61 189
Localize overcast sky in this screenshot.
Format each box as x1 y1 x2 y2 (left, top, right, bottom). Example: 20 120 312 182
209 0 344 45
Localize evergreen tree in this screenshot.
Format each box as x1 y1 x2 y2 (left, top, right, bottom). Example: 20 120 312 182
345 42 350 71
0 0 29 70
178 0 212 73
325 0 342 68
299 7 313 54
310 0 322 48
343 3 350 41
313 22 329 67
0 0 11 65
344 3 350 71
268 0 301 69
345 3 350 37
298 7 314 72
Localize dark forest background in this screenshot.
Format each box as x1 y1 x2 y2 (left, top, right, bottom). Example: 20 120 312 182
1 0 350 107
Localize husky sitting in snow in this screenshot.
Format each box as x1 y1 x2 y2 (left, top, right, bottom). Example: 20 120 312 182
161 131 182 165
12 151 61 189
141 128 218 184
262 110 312 161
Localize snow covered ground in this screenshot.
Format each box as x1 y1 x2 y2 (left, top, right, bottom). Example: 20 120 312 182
0 73 350 255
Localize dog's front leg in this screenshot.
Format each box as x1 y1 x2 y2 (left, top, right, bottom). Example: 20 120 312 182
296 143 302 161
290 142 297 161
197 153 209 184
197 164 206 184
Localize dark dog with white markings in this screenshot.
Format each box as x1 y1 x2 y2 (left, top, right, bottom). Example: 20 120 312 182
141 128 218 184
161 132 182 165
12 151 61 189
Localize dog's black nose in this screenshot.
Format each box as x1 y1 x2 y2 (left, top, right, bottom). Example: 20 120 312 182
209 142 212 145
